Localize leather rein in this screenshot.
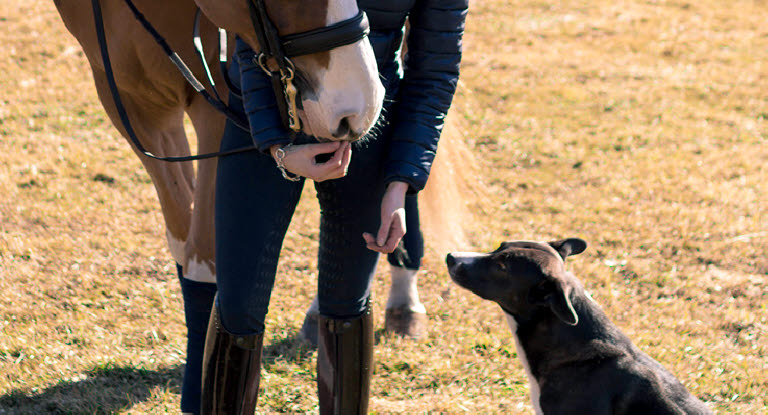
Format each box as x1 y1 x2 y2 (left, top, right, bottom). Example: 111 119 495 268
91 0 370 162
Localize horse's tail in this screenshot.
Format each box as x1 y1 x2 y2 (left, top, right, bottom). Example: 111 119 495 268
419 113 484 260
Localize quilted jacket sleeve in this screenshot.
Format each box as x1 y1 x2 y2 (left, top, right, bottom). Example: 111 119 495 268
233 39 292 153
383 0 468 192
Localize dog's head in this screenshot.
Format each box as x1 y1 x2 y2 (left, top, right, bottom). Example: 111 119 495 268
446 238 587 326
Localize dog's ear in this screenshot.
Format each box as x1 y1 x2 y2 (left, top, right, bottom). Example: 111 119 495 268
548 238 587 260
528 279 579 326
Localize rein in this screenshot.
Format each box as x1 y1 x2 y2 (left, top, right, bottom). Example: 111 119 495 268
91 0 369 162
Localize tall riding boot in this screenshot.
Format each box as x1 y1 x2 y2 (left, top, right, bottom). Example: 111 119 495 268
201 301 263 415
316 306 374 415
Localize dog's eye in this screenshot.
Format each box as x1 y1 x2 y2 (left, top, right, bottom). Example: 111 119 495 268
496 260 507 270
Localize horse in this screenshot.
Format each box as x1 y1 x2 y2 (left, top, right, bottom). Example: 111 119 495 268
53 0 459 343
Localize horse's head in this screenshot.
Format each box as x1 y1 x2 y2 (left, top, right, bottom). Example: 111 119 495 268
195 0 384 141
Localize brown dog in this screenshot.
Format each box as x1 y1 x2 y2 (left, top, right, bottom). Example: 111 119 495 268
447 238 712 415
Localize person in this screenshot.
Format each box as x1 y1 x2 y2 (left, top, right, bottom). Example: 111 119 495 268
179 0 468 413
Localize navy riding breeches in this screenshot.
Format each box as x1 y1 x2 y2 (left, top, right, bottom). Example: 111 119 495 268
215 97 394 335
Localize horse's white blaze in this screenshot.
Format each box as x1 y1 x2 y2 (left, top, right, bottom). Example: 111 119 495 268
301 0 383 140
386 266 426 313
505 313 543 415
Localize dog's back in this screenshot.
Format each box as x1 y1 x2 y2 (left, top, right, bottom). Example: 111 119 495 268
537 291 712 414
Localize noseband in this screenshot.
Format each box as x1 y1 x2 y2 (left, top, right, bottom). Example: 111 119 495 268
247 0 370 132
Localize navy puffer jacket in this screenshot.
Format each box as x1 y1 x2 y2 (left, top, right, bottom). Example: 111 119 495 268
236 0 468 193
363 0 468 192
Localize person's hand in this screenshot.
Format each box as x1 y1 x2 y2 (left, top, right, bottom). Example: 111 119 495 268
363 181 409 253
270 141 352 182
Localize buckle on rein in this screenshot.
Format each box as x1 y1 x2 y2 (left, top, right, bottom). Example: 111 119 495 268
256 53 302 133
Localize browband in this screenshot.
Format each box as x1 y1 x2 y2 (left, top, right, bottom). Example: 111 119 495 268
281 11 370 58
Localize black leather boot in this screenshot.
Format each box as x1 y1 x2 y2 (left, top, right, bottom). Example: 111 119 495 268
200 302 263 415
316 306 374 415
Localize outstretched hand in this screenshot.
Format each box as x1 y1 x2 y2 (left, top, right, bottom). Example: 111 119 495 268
270 141 352 182
363 181 409 253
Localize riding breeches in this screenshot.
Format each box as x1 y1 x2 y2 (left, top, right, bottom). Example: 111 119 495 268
214 97 395 335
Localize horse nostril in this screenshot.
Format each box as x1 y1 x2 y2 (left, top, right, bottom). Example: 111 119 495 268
446 254 456 268
332 117 351 139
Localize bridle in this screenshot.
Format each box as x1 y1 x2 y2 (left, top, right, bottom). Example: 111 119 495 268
91 0 370 162
246 0 370 132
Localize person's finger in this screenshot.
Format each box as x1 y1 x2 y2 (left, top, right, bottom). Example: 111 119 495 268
362 232 386 252
339 142 352 173
321 141 346 167
365 243 387 253
362 232 376 245
380 222 406 253
376 215 391 247
313 163 343 182
315 142 352 180
364 241 388 253
306 141 342 157
372 217 405 253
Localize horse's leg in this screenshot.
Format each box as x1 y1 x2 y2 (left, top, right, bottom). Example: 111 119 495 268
300 196 427 344
91 69 214 414
383 193 427 338
91 69 194 262
384 266 427 337
184 93 226 284
300 270 426 345
174 93 225 414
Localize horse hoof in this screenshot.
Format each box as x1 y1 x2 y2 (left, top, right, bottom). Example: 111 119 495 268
385 306 427 339
300 311 319 347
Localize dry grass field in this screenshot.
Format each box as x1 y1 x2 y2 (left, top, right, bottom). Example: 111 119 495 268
1 0 766 413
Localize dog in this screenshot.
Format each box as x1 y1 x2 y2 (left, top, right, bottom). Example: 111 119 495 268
446 238 712 415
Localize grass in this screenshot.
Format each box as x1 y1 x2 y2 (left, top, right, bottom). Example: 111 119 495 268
1 0 766 413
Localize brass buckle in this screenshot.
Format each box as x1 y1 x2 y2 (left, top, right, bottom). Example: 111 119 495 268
255 54 302 132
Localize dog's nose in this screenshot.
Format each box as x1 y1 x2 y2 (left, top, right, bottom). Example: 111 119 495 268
446 253 456 268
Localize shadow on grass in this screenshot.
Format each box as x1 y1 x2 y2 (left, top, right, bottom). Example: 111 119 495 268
374 328 389 345
262 331 316 367
261 326 399 364
0 364 182 415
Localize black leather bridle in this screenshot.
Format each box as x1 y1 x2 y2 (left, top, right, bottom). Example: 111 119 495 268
91 0 370 162
247 0 370 132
